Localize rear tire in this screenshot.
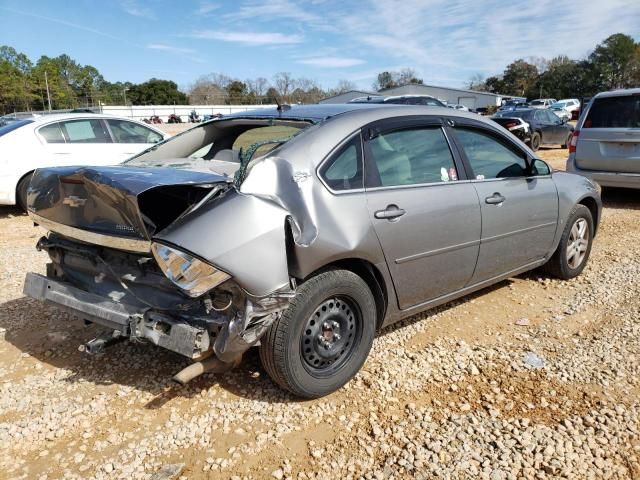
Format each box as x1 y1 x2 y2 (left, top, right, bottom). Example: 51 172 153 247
543 205 593 280
562 133 572 149
529 132 541 151
259 269 376 398
16 173 33 212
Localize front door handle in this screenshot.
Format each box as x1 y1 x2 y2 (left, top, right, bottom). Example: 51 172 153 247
374 205 406 220
485 192 505 205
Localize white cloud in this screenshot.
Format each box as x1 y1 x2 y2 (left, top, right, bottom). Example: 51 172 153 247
147 44 195 54
298 57 365 68
195 2 220 15
330 0 640 86
225 0 324 26
120 0 156 19
191 30 303 45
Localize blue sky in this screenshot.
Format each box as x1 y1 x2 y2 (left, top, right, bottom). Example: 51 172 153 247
1 0 639 91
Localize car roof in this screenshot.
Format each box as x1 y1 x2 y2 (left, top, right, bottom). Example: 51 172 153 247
221 103 397 122
28 113 152 125
593 87 640 99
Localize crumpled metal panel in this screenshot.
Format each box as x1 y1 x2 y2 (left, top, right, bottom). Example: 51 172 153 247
155 188 291 297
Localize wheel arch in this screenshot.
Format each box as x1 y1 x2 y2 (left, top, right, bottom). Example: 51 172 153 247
578 195 600 236
15 169 35 208
297 257 388 330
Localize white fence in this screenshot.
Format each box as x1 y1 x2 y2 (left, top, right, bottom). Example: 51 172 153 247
101 104 277 122
6 104 277 123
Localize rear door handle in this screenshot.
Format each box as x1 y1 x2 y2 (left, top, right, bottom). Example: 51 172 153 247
374 205 406 220
485 192 505 205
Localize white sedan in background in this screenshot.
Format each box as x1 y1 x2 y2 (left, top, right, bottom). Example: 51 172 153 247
0 113 167 209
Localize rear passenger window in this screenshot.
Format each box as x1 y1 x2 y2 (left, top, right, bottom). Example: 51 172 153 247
366 127 458 187
455 128 528 179
107 119 163 144
61 119 111 143
584 95 640 128
320 136 363 191
39 123 66 143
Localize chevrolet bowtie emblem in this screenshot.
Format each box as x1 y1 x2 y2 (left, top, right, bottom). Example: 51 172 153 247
62 196 87 207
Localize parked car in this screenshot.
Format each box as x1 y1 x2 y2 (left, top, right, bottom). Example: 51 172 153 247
499 99 528 112
349 94 445 107
490 116 531 143
529 98 557 109
549 105 572 122
448 103 470 111
493 108 574 151
23 104 601 398
0 113 167 209
567 88 640 189
552 99 580 114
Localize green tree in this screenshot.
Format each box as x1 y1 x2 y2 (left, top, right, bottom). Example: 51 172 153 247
264 87 280 104
127 78 188 105
589 33 639 89
501 59 539 97
374 71 396 90
225 80 248 104
0 46 35 111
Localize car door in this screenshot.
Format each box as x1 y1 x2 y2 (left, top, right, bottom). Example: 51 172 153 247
37 118 119 166
533 110 555 144
363 118 482 310
545 110 565 143
450 123 558 284
105 119 164 160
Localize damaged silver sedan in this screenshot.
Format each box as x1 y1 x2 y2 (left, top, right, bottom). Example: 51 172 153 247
23 104 601 398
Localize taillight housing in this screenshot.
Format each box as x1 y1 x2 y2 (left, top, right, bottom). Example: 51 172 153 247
569 130 579 153
505 122 517 129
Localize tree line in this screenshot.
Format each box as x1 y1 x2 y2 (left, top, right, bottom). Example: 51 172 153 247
468 33 639 99
1 33 638 114
0 46 359 114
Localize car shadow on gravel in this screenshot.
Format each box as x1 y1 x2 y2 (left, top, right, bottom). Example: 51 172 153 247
601 187 640 210
0 205 25 219
0 297 300 406
377 279 511 337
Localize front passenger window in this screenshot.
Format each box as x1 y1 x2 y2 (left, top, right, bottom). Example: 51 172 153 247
455 128 528 179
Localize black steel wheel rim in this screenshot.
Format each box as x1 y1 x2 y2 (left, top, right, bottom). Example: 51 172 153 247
300 296 362 377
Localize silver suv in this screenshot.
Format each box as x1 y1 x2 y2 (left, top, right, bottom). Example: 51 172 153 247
567 88 640 189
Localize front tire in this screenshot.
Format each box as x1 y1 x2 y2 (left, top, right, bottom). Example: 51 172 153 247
16 173 33 212
543 205 593 279
259 269 376 398
529 132 541 151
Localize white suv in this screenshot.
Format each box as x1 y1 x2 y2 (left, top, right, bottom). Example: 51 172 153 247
567 88 640 189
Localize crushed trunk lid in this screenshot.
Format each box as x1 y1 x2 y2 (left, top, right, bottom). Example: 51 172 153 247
28 166 231 247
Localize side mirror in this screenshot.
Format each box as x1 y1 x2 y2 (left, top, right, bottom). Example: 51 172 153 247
528 158 551 176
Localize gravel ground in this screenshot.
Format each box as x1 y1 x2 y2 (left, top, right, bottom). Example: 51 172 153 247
0 148 639 479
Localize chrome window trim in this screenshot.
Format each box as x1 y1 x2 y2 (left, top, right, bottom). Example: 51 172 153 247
29 212 151 253
365 179 471 192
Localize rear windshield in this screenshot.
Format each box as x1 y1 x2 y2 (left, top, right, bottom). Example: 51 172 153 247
529 100 544 106
0 119 32 137
584 95 640 128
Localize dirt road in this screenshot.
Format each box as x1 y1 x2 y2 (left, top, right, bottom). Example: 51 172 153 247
1 148 638 479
